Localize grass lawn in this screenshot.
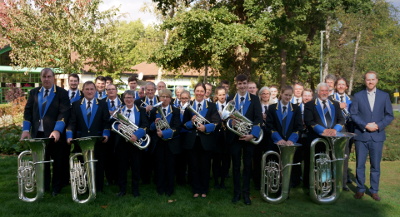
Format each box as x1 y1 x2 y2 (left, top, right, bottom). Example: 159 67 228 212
0 155 399 217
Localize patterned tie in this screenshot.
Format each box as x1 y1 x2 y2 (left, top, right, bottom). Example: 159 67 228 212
111 100 115 108
323 100 332 127
340 95 344 102
163 108 167 116
87 101 92 121
296 98 299 104
282 106 287 135
197 103 202 112
70 91 75 100
264 105 268 115
239 97 245 113
126 109 131 119
99 92 102 99
149 99 153 106
41 89 49 117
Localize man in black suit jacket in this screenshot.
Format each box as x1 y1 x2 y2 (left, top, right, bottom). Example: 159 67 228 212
21 68 70 196
228 74 263 205
66 81 111 192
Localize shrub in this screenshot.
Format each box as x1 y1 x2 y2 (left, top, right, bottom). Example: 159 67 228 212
0 125 25 154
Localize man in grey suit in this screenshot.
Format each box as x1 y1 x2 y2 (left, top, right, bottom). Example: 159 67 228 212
351 71 394 201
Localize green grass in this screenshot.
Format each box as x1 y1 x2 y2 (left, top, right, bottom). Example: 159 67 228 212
1 155 399 217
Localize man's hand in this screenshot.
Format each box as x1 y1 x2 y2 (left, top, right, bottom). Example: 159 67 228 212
276 140 286 145
322 129 337 137
339 102 347 109
67 138 73 145
239 134 254 142
366 122 379 132
130 134 138 142
196 124 206 132
157 129 163 138
20 131 31 141
146 105 153 112
49 131 60 142
102 136 108 143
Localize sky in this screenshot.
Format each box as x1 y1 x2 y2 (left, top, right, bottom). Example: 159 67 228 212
99 0 159 26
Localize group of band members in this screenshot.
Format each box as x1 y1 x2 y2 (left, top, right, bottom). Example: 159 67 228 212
20 68 393 203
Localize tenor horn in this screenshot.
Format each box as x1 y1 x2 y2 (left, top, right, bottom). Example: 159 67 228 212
110 106 150 150
221 101 263 145
183 103 211 128
261 143 302 203
18 138 54 202
153 102 170 130
309 132 354 204
69 136 102 203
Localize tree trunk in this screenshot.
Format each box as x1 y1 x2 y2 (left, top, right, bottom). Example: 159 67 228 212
203 64 208 83
233 45 251 76
323 15 331 80
349 30 361 95
280 48 287 87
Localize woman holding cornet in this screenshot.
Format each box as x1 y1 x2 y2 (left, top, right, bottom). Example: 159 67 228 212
182 83 221 198
149 89 181 196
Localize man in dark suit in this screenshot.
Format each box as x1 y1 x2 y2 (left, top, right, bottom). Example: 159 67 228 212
21 68 70 196
228 74 263 205
94 76 107 100
351 71 393 201
67 73 83 104
66 81 110 192
303 82 345 188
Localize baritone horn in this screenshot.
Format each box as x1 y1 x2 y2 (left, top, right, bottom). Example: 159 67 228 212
261 143 302 203
110 106 150 150
221 100 263 145
18 138 54 202
70 136 102 203
309 132 354 204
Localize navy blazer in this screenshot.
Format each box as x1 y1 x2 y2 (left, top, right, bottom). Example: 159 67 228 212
350 89 394 142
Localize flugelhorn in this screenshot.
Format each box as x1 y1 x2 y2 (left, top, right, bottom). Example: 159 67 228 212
70 136 102 203
309 132 354 204
261 143 302 203
110 106 150 150
153 102 170 130
183 103 210 128
18 138 54 202
221 101 263 145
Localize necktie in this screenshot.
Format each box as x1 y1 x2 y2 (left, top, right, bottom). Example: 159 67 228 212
197 103 202 112
282 106 287 135
340 96 344 102
150 99 153 106
111 100 115 108
239 97 245 113
70 91 75 100
221 104 225 111
323 100 332 128
87 101 92 121
296 98 299 104
264 105 268 115
126 109 131 118
163 108 167 116
99 92 102 99
41 89 49 117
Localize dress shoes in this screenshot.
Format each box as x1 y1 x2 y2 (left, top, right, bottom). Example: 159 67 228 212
117 192 126 197
371 193 381 201
231 194 241 203
354 192 364 199
243 193 251 205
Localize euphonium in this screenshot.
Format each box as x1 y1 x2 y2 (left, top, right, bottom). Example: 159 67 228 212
69 136 102 203
261 143 302 203
221 101 263 145
18 138 54 202
183 103 210 128
153 102 170 130
309 132 354 204
110 106 150 150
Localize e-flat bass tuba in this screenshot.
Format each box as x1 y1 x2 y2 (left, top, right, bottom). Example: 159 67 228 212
17 138 54 202
110 106 150 150
221 101 263 145
261 143 302 203
69 136 102 203
309 132 354 204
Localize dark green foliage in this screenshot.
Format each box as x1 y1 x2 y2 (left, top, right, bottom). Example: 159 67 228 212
0 125 25 154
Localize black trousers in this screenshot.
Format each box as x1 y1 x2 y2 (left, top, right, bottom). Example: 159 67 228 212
104 132 118 185
189 137 212 194
231 140 254 195
252 131 270 189
155 140 175 195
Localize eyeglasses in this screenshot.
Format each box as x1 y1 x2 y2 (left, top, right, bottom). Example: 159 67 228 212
107 88 116 91
180 97 189 100
160 95 171 99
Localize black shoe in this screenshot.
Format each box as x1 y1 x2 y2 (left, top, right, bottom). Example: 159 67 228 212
117 192 126 197
232 194 241 203
243 193 251 205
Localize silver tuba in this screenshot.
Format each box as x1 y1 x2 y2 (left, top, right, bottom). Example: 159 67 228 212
221 100 263 145
183 103 210 128
153 102 170 130
69 136 102 203
309 132 354 204
18 138 54 202
261 143 302 203
110 106 150 150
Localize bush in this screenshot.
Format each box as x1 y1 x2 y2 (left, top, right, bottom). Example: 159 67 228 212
0 125 25 154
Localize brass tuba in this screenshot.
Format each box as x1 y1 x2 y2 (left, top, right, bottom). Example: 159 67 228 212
261 143 302 203
309 132 354 204
18 138 54 202
153 102 170 130
183 103 210 128
221 101 263 145
110 106 150 150
69 136 102 203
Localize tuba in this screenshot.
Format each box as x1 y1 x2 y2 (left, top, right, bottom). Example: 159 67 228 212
309 132 354 204
153 102 170 130
221 101 263 145
183 103 210 128
110 106 150 150
18 138 54 202
69 136 102 203
261 143 302 203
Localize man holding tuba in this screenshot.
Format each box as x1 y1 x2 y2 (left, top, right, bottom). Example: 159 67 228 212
66 81 111 193
228 74 263 205
21 68 70 197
